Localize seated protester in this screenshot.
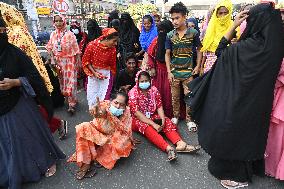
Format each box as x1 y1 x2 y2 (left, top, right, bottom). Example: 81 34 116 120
128 71 201 161
115 52 140 93
0 17 65 189
68 92 135 180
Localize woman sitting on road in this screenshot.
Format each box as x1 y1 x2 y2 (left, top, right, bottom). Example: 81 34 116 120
68 91 136 180
128 71 200 161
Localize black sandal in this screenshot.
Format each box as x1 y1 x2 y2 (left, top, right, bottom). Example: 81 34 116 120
167 149 177 162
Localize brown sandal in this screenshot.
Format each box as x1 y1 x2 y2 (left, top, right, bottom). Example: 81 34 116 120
167 149 177 161
176 145 201 154
76 168 96 180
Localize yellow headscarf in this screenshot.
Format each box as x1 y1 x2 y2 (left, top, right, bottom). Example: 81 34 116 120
201 0 237 53
0 2 53 92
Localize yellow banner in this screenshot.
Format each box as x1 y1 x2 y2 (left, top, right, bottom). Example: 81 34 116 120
37 7 51 15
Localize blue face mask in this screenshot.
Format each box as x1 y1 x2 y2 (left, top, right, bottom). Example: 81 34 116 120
109 104 124 117
139 82 150 90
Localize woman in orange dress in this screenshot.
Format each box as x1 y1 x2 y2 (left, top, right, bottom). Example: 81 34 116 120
68 91 134 180
46 14 81 114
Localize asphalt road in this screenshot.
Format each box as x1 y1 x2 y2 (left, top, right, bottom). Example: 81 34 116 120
23 91 284 189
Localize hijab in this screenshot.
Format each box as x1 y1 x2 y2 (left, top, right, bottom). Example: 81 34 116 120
119 13 140 46
201 0 234 52
53 14 67 34
187 17 200 34
139 15 158 51
107 10 119 28
156 20 174 62
87 19 102 42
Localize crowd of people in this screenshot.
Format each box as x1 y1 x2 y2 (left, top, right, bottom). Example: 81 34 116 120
0 0 283 188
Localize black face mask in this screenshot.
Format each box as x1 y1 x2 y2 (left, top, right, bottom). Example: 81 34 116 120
0 32 9 54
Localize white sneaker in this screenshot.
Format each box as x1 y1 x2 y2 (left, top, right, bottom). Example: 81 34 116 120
187 121 198 132
171 118 179 125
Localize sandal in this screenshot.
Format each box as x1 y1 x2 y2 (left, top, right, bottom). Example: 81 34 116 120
67 106 75 115
176 144 201 154
220 180 248 189
187 121 198 132
58 120 68 140
45 164 56 177
76 168 96 180
167 149 177 162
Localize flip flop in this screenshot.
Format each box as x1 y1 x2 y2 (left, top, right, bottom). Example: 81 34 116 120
220 180 248 189
176 145 201 154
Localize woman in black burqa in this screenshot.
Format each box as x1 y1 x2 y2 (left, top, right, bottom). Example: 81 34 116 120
0 15 65 189
118 13 141 70
185 3 284 188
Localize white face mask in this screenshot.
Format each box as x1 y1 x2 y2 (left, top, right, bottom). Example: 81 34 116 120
72 28 79 34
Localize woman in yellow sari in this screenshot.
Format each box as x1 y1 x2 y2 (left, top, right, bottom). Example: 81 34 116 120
200 0 239 74
0 2 53 92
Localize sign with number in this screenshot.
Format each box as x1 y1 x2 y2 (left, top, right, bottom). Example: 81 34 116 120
53 0 69 13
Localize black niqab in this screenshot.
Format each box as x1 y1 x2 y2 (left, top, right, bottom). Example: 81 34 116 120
107 10 119 28
156 20 173 62
87 19 102 43
185 3 284 161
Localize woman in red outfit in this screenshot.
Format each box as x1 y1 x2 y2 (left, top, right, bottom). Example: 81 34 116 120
147 20 174 118
128 71 200 161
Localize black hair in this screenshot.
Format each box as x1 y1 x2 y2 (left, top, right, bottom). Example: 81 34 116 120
169 2 189 16
125 52 137 63
143 15 154 24
111 91 129 104
103 31 119 40
138 71 151 81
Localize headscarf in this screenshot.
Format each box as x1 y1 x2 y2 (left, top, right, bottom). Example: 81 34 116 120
87 19 102 43
200 7 215 41
201 0 234 52
0 2 53 92
107 10 119 28
82 28 117 76
187 17 200 34
0 13 8 54
139 15 158 51
70 20 82 43
119 12 140 47
156 20 174 62
53 14 67 33
110 19 120 31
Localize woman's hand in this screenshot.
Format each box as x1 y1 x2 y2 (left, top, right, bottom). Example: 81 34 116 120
90 97 106 117
168 72 174 84
149 68 156 77
151 122 162 132
93 72 108 80
0 78 21 90
233 10 249 28
192 66 200 75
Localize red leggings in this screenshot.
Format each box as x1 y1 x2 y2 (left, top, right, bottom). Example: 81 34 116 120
39 106 61 133
135 126 182 152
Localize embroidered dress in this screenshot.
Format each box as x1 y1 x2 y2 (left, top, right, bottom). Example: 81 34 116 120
68 101 133 170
